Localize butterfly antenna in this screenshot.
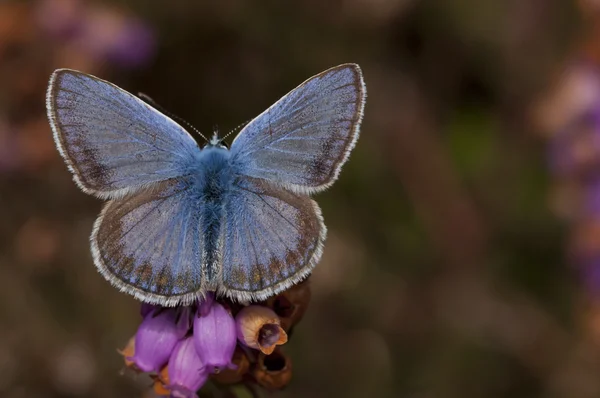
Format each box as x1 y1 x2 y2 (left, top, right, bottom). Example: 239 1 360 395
219 118 252 145
138 93 208 143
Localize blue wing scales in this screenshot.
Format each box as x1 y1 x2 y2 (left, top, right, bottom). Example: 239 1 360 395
230 64 366 194
217 176 325 301
91 177 204 306
47 69 200 199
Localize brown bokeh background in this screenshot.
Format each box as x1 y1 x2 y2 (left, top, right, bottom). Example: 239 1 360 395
1 1 597 397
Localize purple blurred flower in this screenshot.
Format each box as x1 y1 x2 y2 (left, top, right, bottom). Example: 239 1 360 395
543 63 600 299
105 19 155 68
193 295 237 372
582 178 600 215
128 307 190 372
35 0 84 40
35 0 155 69
166 337 209 398
79 9 156 68
548 109 600 178
579 257 600 298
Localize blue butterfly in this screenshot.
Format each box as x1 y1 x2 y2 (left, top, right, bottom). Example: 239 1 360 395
46 64 366 306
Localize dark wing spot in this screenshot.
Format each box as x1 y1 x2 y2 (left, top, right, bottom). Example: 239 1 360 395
285 249 301 267
154 266 175 295
134 262 154 285
230 267 248 287
268 257 285 277
116 255 135 279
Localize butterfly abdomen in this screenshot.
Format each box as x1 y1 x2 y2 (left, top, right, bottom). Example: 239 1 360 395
196 146 233 287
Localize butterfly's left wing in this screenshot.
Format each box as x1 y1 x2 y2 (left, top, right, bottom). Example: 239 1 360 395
230 64 365 195
216 176 325 301
92 177 205 306
47 69 200 200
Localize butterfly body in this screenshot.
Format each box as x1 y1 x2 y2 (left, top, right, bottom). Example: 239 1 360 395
193 143 233 286
47 64 366 306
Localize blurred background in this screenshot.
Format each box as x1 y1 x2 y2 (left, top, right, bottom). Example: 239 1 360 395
2 0 600 397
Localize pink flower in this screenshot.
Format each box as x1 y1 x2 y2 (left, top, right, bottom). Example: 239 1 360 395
192 295 236 372
128 307 190 372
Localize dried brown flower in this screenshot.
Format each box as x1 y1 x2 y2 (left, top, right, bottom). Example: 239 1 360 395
252 348 292 391
236 305 288 355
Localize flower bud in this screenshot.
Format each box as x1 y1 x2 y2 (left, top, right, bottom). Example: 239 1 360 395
236 305 287 355
128 307 190 372
166 337 209 397
193 295 236 371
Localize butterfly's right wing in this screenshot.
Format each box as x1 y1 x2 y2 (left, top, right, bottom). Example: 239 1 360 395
91 177 205 306
47 69 200 199
217 176 325 302
230 64 365 195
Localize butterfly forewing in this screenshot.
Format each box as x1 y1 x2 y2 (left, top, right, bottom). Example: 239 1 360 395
230 63 366 195
47 69 199 199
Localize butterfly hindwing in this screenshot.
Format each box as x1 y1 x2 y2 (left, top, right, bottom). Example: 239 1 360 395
230 63 366 195
217 176 325 301
47 69 199 199
91 177 204 306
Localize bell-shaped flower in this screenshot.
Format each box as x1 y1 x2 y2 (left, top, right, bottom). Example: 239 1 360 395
166 337 209 398
128 307 191 372
192 294 236 372
253 348 293 391
235 305 288 355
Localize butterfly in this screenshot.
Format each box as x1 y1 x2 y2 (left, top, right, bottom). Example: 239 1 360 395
46 64 366 306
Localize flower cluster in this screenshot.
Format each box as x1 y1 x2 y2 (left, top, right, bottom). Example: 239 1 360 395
119 280 311 396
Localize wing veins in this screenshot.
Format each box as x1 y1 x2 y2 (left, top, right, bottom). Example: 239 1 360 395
78 117 189 157
148 200 186 292
239 191 293 255
242 212 263 288
112 196 170 243
55 83 192 155
235 184 301 234
239 118 352 158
